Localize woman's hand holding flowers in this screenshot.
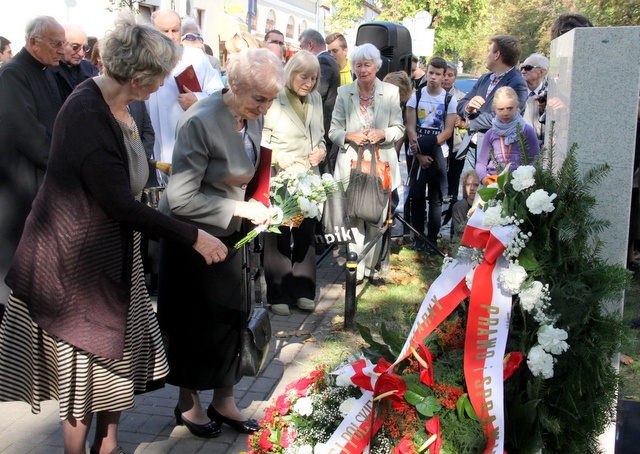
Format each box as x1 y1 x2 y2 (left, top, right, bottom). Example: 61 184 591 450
234 201 271 226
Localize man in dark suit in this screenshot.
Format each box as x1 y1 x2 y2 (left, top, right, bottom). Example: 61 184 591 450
53 24 99 102
0 16 66 304
299 28 340 174
457 35 528 154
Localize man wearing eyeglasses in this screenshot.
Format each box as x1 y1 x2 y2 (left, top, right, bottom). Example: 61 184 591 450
520 53 549 146
0 16 66 304
264 29 286 62
53 24 99 102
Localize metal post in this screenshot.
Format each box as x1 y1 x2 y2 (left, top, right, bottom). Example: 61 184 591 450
344 251 358 331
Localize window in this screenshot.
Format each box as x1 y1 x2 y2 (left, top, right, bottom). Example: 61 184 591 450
265 10 276 33
286 16 295 38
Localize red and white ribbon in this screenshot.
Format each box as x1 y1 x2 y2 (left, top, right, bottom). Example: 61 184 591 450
325 209 519 454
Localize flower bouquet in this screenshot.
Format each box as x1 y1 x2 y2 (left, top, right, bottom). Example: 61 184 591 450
235 169 338 249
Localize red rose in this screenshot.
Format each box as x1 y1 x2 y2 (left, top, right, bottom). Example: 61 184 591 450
503 351 524 380
259 429 273 451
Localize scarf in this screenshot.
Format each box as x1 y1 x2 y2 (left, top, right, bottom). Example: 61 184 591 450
491 113 526 146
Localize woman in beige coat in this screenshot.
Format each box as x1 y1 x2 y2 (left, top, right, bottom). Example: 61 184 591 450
329 43 405 283
262 50 326 316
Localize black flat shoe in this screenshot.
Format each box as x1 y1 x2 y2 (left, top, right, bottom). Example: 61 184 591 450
207 404 261 434
174 405 221 438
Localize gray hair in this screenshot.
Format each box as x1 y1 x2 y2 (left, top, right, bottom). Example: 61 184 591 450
101 13 181 86
25 16 61 43
298 28 326 49
227 48 285 95
181 17 201 36
350 43 382 69
526 53 549 71
284 50 319 92
446 60 458 75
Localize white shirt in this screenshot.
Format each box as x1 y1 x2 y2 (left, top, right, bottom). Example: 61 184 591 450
146 45 223 184
407 87 458 156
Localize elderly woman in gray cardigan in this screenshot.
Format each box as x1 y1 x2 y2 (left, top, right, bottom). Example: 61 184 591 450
329 43 405 284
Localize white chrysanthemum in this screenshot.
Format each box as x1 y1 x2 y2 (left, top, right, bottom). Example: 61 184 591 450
518 281 544 311
511 165 536 191
483 204 506 227
526 189 557 215
527 345 555 379
538 325 570 355
293 396 314 416
499 262 528 294
339 397 358 417
298 197 319 218
335 372 352 387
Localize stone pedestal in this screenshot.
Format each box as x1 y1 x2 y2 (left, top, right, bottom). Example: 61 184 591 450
545 26 640 453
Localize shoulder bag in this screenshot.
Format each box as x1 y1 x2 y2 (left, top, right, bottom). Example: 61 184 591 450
347 144 391 224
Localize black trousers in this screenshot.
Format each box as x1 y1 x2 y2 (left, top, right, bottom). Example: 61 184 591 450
263 217 316 306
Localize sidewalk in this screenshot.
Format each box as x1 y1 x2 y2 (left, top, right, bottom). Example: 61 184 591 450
0 247 348 454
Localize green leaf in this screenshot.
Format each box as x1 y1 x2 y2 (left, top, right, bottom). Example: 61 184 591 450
478 187 498 201
497 165 511 191
456 393 479 421
380 323 406 357
404 391 441 417
356 322 393 360
268 226 281 234
517 247 538 270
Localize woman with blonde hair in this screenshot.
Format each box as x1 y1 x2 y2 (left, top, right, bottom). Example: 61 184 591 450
262 50 326 316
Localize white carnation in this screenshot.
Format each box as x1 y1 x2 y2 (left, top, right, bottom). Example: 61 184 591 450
335 372 352 387
339 397 358 417
527 345 555 379
293 396 314 416
518 281 544 311
498 262 528 294
482 204 505 227
526 189 557 215
511 166 536 191
314 443 331 454
538 325 570 355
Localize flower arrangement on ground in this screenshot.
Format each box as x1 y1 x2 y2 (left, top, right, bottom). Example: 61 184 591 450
235 169 338 248
248 141 629 454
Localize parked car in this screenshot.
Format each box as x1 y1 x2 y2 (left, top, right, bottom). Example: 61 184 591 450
454 75 478 93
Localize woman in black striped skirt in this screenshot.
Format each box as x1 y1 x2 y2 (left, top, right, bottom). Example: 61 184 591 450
0 16 227 454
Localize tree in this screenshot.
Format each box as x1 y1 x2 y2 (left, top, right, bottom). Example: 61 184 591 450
106 0 139 12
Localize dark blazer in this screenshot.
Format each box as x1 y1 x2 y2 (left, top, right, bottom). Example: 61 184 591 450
129 100 158 187
456 68 528 132
53 59 99 102
0 48 63 302
316 51 340 141
6 79 198 360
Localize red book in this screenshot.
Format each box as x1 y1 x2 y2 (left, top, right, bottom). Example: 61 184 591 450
245 147 272 207
174 65 202 93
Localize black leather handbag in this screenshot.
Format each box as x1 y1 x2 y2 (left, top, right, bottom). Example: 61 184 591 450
239 307 271 376
239 241 271 376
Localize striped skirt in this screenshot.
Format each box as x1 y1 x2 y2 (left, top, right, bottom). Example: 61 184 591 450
0 232 169 420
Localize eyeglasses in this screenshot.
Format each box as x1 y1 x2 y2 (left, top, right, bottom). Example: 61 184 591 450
520 65 541 72
70 43 91 54
182 33 203 43
267 39 285 46
35 37 68 49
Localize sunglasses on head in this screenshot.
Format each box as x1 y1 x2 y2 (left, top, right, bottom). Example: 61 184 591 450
520 65 541 71
182 33 203 42
70 43 91 53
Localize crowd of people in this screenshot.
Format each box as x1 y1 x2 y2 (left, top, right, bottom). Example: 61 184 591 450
0 8 611 454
